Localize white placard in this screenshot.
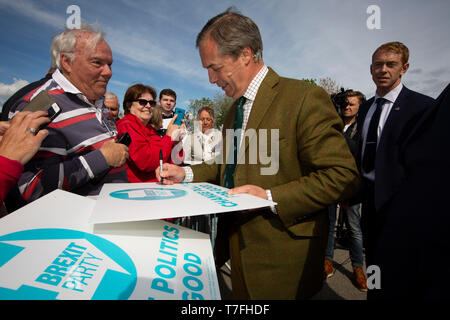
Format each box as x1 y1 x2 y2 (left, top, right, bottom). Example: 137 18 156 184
0 190 220 300
89 182 277 224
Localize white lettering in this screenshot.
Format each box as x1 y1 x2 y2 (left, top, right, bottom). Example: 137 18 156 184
366 5 381 30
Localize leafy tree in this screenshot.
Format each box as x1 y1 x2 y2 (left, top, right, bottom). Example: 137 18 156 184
188 97 214 117
187 92 233 131
212 92 233 129
301 78 317 86
318 77 342 94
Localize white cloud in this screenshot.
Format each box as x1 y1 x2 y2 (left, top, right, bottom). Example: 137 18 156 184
103 24 212 91
0 0 448 102
108 79 131 87
0 0 65 30
0 78 30 100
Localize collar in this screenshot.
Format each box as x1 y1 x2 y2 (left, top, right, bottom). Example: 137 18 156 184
242 64 269 102
375 82 403 104
52 69 105 109
162 111 175 119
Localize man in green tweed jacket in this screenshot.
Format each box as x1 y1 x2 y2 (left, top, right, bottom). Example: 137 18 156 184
157 8 359 299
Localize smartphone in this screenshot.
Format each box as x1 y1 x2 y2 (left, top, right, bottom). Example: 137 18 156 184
173 107 185 125
22 91 62 131
117 132 132 146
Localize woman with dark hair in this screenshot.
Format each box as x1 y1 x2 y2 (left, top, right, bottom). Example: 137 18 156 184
117 84 183 182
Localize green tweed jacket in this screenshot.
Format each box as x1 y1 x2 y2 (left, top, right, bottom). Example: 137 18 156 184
191 67 359 299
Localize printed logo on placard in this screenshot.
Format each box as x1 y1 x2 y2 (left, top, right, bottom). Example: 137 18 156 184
109 188 187 200
0 229 137 300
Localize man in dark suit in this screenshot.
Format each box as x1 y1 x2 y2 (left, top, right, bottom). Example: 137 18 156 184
373 83 450 299
357 42 435 297
157 8 359 299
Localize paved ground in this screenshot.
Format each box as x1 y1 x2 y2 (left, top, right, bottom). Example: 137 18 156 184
311 243 367 300
217 242 367 300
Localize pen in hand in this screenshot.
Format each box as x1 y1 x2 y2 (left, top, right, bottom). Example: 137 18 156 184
159 149 164 184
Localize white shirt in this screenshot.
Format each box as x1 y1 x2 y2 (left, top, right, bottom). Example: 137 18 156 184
183 127 223 164
52 69 116 136
240 65 269 148
362 83 403 180
52 69 106 121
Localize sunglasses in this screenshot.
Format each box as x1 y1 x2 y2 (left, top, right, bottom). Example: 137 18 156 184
134 99 156 107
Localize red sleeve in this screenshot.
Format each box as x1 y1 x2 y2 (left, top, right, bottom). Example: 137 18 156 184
0 156 24 204
117 120 174 173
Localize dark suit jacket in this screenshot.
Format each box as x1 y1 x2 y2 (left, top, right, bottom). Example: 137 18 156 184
0 73 52 121
343 121 362 205
191 67 359 299
358 85 434 270
357 86 435 213
370 83 450 299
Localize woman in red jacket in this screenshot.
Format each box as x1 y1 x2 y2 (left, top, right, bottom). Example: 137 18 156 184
117 84 183 182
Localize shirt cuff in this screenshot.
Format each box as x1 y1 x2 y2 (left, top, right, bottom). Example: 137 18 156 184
183 166 194 183
266 189 278 215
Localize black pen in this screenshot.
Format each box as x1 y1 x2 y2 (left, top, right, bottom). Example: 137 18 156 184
159 149 164 184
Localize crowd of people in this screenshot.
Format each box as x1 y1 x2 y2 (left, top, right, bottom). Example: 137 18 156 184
0 7 448 300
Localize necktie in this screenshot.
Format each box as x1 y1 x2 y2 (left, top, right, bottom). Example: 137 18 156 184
362 97 386 173
223 96 246 189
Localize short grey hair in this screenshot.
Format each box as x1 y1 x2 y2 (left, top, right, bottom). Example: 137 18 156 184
196 7 263 61
104 92 118 101
51 24 105 72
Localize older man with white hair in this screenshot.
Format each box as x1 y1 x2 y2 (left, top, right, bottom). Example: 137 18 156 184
5 24 129 212
104 92 120 121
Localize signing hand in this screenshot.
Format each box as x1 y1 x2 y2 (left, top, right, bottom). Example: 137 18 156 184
156 163 185 185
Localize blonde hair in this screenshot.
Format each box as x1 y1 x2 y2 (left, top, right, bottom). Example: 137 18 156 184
150 105 163 130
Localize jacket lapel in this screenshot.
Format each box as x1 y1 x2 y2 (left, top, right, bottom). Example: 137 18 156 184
237 67 279 163
220 100 238 183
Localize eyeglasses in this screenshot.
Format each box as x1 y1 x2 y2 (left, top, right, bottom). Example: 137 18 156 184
134 99 156 107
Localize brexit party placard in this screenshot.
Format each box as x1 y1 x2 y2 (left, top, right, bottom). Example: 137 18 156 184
0 190 220 300
89 182 277 224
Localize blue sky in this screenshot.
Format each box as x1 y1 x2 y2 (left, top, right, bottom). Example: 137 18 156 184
1 0 449 114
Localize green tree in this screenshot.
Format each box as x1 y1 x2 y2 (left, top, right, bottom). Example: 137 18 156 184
301 78 317 86
188 97 214 117
318 77 342 94
301 77 344 94
212 92 233 129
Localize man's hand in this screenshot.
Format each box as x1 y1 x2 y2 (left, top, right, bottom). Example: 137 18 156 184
166 115 181 140
0 111 50 164
227 184 268 200
100 140 129 167
0 121 10 140
156 163 185 184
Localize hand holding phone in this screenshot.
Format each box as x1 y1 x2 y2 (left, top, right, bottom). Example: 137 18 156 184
173 107 185 125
